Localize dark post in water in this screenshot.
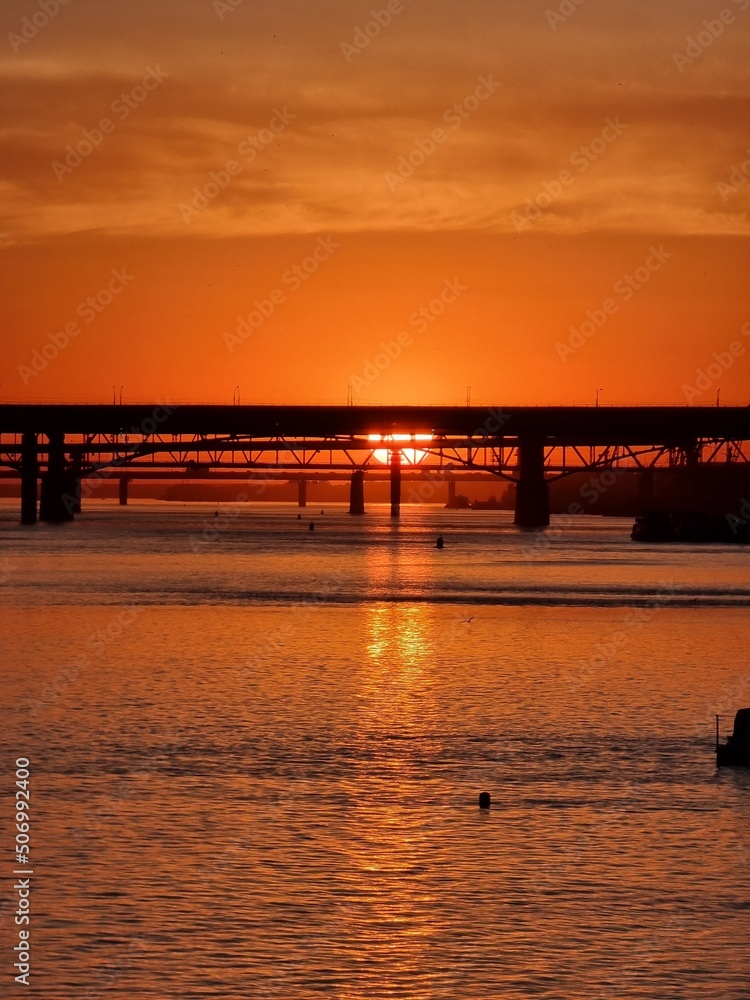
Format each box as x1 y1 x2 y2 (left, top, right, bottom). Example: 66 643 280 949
39 431 75 523
390 449 401 518
20 432 38 526
514 436 550 528
349 469 365 515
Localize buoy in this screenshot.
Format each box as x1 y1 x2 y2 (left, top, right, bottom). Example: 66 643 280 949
479 791 491 809
309 522 315 531
436 535 444 549
297 513 301 520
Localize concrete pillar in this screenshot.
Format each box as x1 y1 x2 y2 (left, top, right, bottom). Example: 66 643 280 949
298 477 307 508
349 469 365 515
390 450 402 518
514 436 549 528
39 431 75 523
69 452 83 514
21 432 38 525
119 476 130 506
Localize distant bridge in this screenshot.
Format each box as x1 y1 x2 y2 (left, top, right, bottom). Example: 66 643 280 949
1 403 748 527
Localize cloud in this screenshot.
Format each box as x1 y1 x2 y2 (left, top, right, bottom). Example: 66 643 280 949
1 0 748 241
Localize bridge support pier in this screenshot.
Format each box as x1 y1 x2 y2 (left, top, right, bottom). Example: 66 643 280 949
21 432 38 525
349 469 365 515
39 432 75 523
514 437 549 528
119 476 130 506
69 453 83 514
390 451 401 518
297 477 307 508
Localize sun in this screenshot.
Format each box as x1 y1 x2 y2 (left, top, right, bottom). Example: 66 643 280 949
368 433 433 465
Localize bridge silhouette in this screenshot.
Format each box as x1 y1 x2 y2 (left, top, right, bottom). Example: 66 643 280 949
1 403 748 527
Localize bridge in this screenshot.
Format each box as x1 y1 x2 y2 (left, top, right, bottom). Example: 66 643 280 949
1 403 749 527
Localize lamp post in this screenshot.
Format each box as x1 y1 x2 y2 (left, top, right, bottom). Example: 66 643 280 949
595 387 603 407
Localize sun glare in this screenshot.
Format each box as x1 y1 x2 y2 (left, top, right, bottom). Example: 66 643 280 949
368 433 433 465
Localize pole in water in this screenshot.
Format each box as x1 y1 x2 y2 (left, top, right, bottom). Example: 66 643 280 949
436 535 444 549
309 521 315 531
479 791 491 809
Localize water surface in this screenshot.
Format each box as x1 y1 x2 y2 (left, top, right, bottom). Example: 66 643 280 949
1 501 749 998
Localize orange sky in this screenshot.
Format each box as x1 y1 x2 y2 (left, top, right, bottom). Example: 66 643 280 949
1 0 749 404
